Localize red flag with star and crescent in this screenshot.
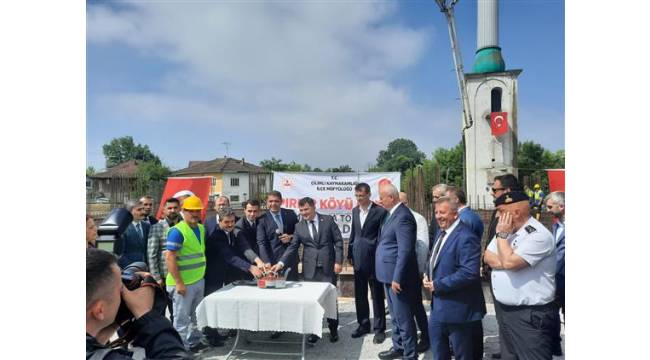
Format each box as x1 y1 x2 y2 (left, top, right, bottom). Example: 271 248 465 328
490 112 508 136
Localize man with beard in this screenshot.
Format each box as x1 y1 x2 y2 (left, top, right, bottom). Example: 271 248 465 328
545 191 565 356
114 200 150 269
148 197 182 286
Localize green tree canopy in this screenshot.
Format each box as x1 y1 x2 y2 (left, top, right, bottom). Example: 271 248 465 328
517 141 565 189
102 136 161 168
432 142 464 187
327 165 353 172
259 158 313 172
133 161 171 198
375 138 426 173
86 166 96 177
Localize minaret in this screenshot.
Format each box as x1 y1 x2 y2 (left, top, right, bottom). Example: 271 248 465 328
464 0 521 209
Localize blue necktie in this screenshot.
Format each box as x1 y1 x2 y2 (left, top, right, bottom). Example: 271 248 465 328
135 223 143 239
273 213 283 231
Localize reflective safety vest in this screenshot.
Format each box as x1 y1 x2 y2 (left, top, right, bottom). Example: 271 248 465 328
165 221 206 286
533 190 544 206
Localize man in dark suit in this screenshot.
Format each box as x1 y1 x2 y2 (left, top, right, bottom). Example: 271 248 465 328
205 195 239 240
428 184 448 254
446 186 485 360
206 208 265 293
235 199 263 256
348 183 388 344
271 197 343 344
139 195 159 225
203 207 263 346
114 199 151 269
423 196 486 360
375 184 419 360
256 190 299 281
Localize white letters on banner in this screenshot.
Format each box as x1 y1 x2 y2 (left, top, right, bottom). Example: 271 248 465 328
272 172 400 237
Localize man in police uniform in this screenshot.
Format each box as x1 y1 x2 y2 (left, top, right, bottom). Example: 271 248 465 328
484 191 557 360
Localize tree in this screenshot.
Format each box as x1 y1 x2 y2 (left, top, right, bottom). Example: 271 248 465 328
259 157 287 171
517 141 565 189
259 158 314 172
375 138 426 173
102 136 161 168
86 166 96 177
432 142 464 187
133 161 171 198
327 165 353 172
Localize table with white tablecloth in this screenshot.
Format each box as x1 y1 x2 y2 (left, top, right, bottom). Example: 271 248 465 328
196 281 338 359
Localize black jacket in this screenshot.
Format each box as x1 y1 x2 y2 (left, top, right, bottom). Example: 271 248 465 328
347 202 387 276
86 311 190 359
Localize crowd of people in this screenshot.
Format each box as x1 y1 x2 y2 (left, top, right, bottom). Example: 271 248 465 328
85 176 565 360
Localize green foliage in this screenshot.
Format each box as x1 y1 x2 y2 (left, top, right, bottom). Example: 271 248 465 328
133 161 171 197
327 165 353 172
517 141 565 189
375 138 426 173
259 158 312 172
102 136 161 168
432 142 464 186
86 166 96 177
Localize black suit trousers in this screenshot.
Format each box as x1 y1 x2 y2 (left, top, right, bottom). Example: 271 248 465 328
307 267 339 332
353 270 386 333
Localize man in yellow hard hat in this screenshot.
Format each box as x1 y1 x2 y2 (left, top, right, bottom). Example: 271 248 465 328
164 195 209 354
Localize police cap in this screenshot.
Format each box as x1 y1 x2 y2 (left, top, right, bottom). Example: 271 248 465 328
494 191 530 206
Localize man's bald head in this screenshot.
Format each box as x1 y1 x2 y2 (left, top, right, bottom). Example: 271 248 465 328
496 200 531 229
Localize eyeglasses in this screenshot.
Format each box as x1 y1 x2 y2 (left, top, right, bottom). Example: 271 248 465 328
491 187 506 193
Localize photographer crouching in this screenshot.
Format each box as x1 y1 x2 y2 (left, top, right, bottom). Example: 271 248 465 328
86 247 191 359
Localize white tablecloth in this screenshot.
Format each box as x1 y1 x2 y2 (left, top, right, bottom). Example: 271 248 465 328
196 281 338 337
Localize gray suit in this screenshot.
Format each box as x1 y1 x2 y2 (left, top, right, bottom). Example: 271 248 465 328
280 213 343 282
280 213 343 333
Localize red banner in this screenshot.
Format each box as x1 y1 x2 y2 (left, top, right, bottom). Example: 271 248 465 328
546 169 565 192
155 177 213 221
490 112 508 136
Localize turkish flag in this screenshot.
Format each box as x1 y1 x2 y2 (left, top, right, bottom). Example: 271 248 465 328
155 176 213 222
547 169 565 192
490 112 508 136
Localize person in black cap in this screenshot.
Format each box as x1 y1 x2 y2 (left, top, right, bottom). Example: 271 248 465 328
483 191 557 360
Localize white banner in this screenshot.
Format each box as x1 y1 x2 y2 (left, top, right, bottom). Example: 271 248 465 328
272 172 400 237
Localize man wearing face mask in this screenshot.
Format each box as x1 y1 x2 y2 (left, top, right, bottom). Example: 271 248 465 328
484 192 557 360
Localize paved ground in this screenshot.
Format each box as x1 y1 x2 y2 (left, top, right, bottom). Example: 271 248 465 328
194 297 565 360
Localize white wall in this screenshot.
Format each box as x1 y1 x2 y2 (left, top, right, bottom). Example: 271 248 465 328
220 172 250 205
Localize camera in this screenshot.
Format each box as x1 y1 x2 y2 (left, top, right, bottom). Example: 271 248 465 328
98 208 169 346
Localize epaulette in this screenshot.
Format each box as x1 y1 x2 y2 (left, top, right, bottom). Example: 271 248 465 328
525 225 537 234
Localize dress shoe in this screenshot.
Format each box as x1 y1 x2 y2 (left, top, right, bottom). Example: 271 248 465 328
270 331 282 339
227 329 238 337
351 326 371 338
329 331 339 343
373 332 386 344
491 353 501 359
416 339 430 353
308 334 319 343
378 347 404 360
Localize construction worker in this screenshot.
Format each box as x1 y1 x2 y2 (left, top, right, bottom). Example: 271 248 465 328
532 184 545 220
165 195 209 354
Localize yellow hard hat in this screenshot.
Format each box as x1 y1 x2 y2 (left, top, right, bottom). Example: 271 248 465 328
182 195 204 210
534 184 541 189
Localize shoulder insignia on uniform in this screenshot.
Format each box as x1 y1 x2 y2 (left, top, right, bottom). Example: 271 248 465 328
525 225 537 234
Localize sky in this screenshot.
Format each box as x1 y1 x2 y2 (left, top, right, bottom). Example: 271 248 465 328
86 0 564 172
